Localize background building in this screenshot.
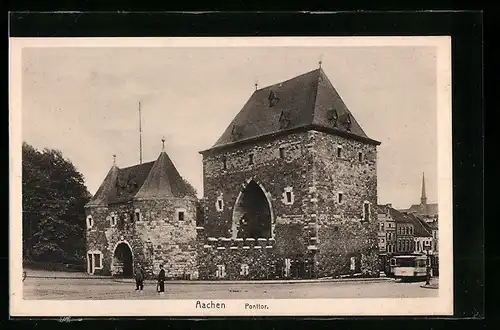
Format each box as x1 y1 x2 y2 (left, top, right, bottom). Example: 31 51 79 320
399 173 438 217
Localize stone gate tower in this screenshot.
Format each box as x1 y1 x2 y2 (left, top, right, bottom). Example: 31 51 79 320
84 150 198 280
198 67 381 279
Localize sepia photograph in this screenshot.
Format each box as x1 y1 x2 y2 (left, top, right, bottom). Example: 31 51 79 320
9 37 453 316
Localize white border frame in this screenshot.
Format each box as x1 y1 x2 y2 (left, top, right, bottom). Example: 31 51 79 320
9 36 453 317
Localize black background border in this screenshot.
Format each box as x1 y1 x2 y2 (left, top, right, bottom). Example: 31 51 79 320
6 10 485 328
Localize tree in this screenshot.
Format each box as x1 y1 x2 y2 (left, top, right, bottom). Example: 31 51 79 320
182 178 198 198
22 142 91 264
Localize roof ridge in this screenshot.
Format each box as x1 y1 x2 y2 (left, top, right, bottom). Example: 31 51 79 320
256 68 321 92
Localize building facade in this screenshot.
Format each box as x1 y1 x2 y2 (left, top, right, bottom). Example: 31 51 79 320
84 151 199 279
400 173 438 217
85 67 382 280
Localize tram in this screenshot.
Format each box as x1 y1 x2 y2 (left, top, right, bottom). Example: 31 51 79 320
390 254 430 280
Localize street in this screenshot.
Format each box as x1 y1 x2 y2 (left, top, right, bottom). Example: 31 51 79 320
23 277 439 300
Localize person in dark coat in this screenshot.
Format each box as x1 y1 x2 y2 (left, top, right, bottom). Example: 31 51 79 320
157 264 166 295
134 263 145 292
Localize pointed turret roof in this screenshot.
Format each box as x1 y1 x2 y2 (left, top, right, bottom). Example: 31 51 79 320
200 68 380 154
85 151 191 207
135 151 189 200
86 164 120 207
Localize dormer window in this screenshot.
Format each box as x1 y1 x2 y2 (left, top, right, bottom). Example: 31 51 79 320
134 208 141 222
231 125 244 141
358 152 363 161
327 108 339 127
248 153 254 165
268 91 279 107
279 110 291 129
341 113 352 131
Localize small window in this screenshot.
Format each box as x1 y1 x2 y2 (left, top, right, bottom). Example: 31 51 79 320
135 209 141 222
279 147 285 159
86 215 93 229
222 157 227 170
240 264 249 276
110 214 117 227
249 154 254 165
94 253 101 268
358 152 363 161
337 146 342 158
216 264 226 278
363 202 371 221
216 196 224 212
178 211 185 221
338 192 343 204
282 187 294 205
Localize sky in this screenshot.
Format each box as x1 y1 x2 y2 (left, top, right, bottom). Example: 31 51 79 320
21 44 438 209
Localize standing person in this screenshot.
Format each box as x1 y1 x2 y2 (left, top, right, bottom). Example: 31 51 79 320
135 263 145 292
157 264 166 295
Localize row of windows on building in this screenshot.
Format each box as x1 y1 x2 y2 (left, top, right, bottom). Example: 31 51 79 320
216 191 371 221
215 264 249 278
220 145 366 170
379 222 395 231
86 208 186 229
397 226 414 235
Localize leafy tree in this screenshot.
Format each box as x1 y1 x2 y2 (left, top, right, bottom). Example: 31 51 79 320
22 142 91 265
182 178 198 198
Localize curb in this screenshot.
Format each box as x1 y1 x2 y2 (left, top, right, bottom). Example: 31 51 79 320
420 284 439 289
111 277 394 285
26 276 393 284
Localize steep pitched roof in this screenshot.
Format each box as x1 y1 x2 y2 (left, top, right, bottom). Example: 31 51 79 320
388 208 413 224
406 213 432 237
201 68 380 153
134 152 189 199
111 161 155 204
86 164 120 207
400 203 439 217
86 152 191 207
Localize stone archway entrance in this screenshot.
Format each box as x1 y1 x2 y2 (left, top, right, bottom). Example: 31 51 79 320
232 180 273 239
113 242 133 277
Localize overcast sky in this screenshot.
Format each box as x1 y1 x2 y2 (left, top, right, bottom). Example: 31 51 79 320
21 45 438 209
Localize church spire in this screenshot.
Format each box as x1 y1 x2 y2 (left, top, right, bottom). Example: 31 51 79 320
421 172 427 206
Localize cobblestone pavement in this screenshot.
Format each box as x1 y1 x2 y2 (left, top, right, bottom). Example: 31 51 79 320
23 276 439 300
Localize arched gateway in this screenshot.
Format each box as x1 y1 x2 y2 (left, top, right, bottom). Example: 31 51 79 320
112 242 134 277
232 179 274 239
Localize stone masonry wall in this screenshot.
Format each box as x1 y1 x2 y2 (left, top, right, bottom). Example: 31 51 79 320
85 196 198 280
202 131 316 258
134 198 198 279
310 131 380 278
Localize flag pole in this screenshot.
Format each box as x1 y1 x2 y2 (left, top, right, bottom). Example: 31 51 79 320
139 101 143 164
